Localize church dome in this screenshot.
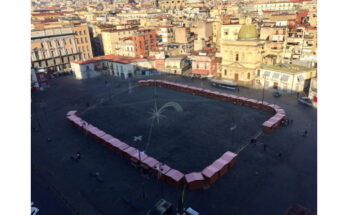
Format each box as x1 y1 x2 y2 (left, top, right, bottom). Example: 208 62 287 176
238 24 258 40
238 17 259 40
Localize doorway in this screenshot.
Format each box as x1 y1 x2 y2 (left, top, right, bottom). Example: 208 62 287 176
234 73 239 82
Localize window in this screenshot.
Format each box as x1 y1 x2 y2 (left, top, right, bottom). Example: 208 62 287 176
70 48 73 54
84 30 86 35
76 39 79 44
48 41 52 47
247 73 250 80
50 50 54 57
85 37 88 43
235 53 239 61
224 29 229 36
224 69 227 76
33 48 39 60
56 40 60 47
257 70 260 76
63 39 66 45
70 39 72 44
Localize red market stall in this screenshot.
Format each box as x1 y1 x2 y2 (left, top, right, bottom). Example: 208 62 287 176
164 169 184 188
141 156 160 170
220 151 238 168
104 137 122 152
212 159 229 176
152 163 171 179
111 140 130 156
202 165 220 184
129 150 149 164
262 121 274 133
123 146 138 161
185 172 206 190
99 134 115 146
89 128 106 142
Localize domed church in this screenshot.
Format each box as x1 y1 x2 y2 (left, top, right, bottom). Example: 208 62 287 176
220 17 265 86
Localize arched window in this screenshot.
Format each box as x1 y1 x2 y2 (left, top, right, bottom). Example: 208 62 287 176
247 73 251 79
235 53 239 61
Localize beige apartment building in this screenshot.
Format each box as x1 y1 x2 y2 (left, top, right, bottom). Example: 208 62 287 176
31 27 81 73
158 0 186 11
72 24 93 60
101 27 139 55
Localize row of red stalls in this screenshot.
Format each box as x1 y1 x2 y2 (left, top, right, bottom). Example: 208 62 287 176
66 110 238 190
138 79 287 134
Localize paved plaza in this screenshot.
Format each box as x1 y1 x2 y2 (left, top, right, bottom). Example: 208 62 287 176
31 74 317 215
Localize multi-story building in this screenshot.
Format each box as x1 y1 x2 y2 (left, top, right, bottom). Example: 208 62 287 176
254 1 302 13
31 27 81 73
174 27 193 44
191 21 213 41
157 25 174 44
116 29 157 57
71 54 159 80
255 63 316 93
72 24 94 60
220 24 243 42
283 26 317 67
191 53 221 77
101 27 139 55
164 56 190 74
158 0 186 11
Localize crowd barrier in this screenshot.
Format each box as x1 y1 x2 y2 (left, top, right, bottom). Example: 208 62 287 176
137 79 287 134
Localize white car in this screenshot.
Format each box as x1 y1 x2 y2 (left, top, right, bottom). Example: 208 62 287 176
297 97 313 107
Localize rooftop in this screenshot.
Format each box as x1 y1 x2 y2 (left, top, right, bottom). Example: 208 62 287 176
261 63 313 73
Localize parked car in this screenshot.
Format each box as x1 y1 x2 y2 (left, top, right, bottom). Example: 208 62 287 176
298 97 313 107
273 91 282 98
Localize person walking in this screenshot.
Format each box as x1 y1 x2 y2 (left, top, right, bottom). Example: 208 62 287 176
296 92 300 99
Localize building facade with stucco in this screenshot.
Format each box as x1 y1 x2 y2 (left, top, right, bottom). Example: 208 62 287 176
220 17 264 86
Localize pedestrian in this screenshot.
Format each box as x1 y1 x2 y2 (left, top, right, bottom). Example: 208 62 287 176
237 87 240 92
296 92 300 99
263 144 267 151
303 129 308 137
